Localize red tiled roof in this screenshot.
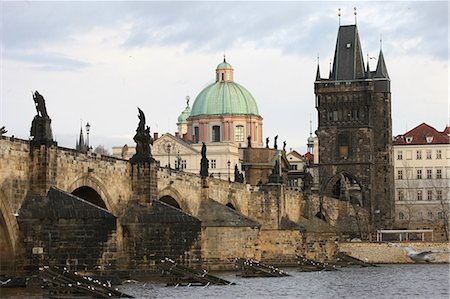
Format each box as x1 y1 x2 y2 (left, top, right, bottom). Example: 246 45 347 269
304 152 314 160
393 123 450 145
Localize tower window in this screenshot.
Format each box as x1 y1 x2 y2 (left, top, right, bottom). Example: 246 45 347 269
194 127 199 143
212 126 221 142
337 134 350 160
221 73 224 81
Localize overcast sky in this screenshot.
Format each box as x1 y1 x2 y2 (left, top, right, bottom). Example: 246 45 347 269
1 1 448 153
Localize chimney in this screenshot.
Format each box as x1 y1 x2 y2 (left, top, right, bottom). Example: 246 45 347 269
153 132 159 141
175 132 179 138
183 133 188 141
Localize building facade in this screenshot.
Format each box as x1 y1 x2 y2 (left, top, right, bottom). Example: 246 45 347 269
185 58 264 148
393 123 450 239
113 58 264 182
314 23 394 229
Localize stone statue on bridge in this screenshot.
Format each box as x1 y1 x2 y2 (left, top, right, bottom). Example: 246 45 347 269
33 91 49 118
265 137 269 149
130 107 154 164
234 164 244 183
30 90 54 146
200 142 209 179
274 135 278 149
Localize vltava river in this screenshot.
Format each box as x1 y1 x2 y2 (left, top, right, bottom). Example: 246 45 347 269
2 264 449 298
120 264 449 299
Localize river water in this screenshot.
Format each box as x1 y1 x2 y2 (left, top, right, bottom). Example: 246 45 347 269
2 264 449 299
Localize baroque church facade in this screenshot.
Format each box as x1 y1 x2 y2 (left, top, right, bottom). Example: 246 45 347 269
314 24 394 229
113 58 264 181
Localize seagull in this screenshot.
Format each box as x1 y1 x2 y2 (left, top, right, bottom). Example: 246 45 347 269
387 242 448 263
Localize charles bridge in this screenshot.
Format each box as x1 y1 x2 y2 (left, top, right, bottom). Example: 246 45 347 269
0 94 363 275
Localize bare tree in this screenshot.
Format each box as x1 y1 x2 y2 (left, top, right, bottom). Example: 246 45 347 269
93 145 110 156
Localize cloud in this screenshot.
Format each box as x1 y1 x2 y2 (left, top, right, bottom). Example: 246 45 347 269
3 2 447 61
4 50 91 72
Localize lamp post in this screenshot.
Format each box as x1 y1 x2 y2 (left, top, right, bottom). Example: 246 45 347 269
227 160 231 182
85 122 91 151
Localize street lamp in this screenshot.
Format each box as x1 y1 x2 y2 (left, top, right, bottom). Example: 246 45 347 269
227 160 231 182
85 122 91 150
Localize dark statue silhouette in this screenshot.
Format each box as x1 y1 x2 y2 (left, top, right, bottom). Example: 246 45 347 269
130 107 153 164
30 90 53 146
33 91 49 118
200 142 209 179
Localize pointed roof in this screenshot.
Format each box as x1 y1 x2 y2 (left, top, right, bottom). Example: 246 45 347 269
330 25 366 81
374 49 389 79
76 127 86 151
315 63 321 81
393 123 450 145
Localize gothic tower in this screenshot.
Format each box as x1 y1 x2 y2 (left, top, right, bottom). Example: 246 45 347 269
314 24 394 229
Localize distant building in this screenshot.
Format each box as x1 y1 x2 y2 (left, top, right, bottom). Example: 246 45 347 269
75 126 88 152
113 57 265 182
314 22 394 229
393 123 450 240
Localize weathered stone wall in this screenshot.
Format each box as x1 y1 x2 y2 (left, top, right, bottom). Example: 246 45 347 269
17 188 117 272
120 200 202 271
242 147 277 185
284 190 306 223
201 226 259 270
309 194 370 240
338 242 449 263
304 233 338 262
315 79 394 230
0 137 31 272
0 137 30 214
258 230 302 265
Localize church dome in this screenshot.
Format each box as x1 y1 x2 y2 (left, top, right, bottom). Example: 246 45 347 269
177 96 192 124
216 61 233 70
190 58 260 117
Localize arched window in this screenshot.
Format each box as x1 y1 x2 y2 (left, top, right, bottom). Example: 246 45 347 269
399 212 405 220
212 126 221 142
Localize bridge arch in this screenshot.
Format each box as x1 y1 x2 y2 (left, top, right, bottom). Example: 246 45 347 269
158 187 190 213
0 190 19 273
323 172 366 207
68 175 116 214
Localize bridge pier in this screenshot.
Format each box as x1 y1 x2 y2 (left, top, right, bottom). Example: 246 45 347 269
130 161 158 204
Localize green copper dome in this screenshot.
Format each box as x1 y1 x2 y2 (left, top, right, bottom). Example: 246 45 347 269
190 58 260 117
190 81 260 117
217 61 233 70
177 106 191 124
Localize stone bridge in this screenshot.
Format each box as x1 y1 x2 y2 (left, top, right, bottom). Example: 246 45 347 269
2 136 335 273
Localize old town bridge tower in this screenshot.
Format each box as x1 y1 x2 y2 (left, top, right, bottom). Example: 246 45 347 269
314 24 394 229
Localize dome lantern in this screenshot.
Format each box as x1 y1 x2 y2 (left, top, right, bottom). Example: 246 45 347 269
216 55 234 82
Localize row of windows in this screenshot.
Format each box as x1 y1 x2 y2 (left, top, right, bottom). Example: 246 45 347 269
324 108 366 122
397 169 443 180
397 190 444 201
193 125 247 143
398 211 445 220
397 149 443 160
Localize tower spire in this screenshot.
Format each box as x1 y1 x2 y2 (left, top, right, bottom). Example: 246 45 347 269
315 55 321 81
338 8 341 26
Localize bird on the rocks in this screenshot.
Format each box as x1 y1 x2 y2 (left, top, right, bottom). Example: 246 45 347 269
387 242 448 263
